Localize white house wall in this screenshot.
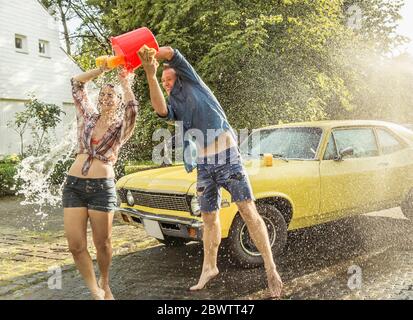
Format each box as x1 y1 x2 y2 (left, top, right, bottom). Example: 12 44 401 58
0 100 26 155
0 0 85 155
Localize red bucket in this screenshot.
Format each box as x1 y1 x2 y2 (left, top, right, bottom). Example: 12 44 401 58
110 27 159 72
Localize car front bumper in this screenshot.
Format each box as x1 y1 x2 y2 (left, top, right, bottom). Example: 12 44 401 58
115 207 203 241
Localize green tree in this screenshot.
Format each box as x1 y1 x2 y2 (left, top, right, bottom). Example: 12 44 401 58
343 0 407 54
7 109 31 157
41 0 113 58
68 0 410 161
40 0 76 55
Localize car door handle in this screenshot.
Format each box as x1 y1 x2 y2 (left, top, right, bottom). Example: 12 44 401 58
378 162 389 167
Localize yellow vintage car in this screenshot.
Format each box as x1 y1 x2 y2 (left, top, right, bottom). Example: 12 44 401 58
115 120 413 267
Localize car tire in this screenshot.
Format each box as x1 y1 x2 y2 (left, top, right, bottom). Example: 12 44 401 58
401 188 413 220
158 236 189 247
223 203 288 268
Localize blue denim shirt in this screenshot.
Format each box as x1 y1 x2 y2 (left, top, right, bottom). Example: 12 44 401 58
158 49 236 173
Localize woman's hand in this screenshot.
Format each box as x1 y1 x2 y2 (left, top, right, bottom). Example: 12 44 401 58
118 67 135 88
117 66 130 81
98 56 111 73
118 66 128 78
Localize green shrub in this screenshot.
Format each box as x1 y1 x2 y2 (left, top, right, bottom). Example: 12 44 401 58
0 163 18 196
0 154 21 164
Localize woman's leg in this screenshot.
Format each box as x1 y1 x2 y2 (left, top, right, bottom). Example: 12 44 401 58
64 207 104 299
88 209 115 300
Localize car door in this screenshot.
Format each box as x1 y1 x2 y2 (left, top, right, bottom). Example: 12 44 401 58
319 127 384 219
375 126 410 203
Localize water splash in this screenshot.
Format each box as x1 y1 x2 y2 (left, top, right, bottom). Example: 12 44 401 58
13 123 77 220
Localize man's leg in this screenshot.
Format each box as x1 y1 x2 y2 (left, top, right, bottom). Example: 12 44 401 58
218 147 283 298
236 200 283 298
191 162 222 291
190 211 221 291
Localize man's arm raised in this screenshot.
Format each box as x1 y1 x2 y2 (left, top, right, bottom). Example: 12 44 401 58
138 46 168 117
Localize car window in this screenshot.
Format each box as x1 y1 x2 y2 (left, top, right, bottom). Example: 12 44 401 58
376 128 404 155
333 128 379 159
241 127 323 160
323 134 338 160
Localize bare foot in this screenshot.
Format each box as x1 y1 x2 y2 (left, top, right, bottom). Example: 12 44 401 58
266 268 283 298
190 267 219 291
91 288 105 300
98 278 115 300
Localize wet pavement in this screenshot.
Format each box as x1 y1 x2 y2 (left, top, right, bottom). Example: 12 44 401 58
0 197 412 300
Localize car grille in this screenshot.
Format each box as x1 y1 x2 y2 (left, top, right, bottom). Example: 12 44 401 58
122 189 190 212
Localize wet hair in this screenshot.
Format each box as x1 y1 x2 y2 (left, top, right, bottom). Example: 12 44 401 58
98 83 112 94
101 83 115 91
99 84 121 98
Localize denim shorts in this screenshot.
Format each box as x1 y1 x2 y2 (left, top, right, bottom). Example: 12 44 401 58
62 175 117 212
196 147 254 213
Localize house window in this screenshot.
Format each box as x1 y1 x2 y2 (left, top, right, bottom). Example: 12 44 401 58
15 37 22 49
39 40 50 56
15 34 28 53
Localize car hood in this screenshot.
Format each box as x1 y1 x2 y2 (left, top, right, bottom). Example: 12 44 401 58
116 159 293 195
117 165 197 194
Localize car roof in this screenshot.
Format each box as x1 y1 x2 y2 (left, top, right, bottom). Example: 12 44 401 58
258 120 413 146
260 120 397 130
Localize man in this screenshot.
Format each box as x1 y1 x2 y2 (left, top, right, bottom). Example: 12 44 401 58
138 46 283 298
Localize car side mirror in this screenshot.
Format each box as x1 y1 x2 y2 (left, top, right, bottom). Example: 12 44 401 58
334 147 354 161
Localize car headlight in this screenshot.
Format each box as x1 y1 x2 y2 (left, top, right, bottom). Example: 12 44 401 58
190 196 201 216
126 190 135 206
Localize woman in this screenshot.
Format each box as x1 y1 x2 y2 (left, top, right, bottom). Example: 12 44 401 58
62 61 138 300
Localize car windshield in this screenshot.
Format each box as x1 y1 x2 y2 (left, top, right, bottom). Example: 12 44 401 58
240 127 323 160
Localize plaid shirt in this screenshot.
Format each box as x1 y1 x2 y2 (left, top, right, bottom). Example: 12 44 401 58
71 78 138 176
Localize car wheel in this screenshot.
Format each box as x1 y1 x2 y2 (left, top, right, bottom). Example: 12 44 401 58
401 188 413 220
223 203 288 268
158 236 189 247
